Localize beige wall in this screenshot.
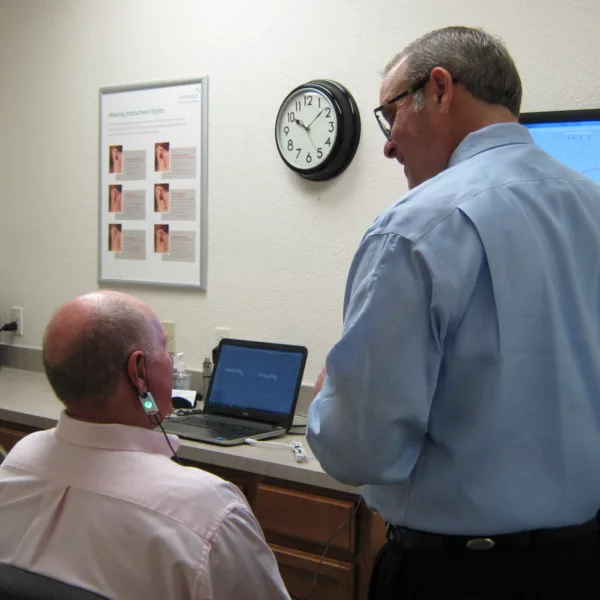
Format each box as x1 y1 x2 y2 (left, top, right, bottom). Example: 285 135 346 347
0 0 599 381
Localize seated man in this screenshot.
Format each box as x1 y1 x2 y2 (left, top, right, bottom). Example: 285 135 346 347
0 291 290 600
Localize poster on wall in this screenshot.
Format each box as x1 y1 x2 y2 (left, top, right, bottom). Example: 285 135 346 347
99 77 208 289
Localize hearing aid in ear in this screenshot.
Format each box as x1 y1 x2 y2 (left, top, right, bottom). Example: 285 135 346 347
139 391 159 416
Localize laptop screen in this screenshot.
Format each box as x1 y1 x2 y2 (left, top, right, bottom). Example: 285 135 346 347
204 339 307 425
519 109 600 184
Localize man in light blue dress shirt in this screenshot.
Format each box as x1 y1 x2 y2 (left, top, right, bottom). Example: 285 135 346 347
307 26 600 598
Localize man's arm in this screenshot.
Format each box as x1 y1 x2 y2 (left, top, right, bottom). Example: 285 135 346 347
307 232 444 486
197 502 290 600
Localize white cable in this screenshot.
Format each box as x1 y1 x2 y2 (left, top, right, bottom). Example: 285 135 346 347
243 439 290 449
244 438 315 462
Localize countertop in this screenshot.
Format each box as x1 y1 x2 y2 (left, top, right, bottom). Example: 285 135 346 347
0 368 357 494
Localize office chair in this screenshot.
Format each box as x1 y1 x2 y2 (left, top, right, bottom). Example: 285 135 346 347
0 563 109 600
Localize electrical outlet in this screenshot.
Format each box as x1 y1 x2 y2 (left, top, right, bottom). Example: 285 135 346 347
161 321 175 353
215 327 231 346
10 306 23 336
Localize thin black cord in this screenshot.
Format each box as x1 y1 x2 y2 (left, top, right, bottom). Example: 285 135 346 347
150 413 181 464
141 355 181 464
291 497 363 600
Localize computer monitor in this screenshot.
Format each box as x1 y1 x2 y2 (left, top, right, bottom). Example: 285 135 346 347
519 109 600 184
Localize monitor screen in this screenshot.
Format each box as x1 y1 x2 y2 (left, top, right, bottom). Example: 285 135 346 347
207 342 306 416
519 109 600 184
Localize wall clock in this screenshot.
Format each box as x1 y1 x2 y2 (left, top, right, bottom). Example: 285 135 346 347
275 80 361 181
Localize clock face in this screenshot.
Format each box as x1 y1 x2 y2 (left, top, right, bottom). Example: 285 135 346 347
275 88 339 171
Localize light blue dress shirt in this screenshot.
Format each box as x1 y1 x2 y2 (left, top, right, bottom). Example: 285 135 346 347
307 123 600 535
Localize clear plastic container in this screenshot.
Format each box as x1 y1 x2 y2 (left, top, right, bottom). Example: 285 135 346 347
172 353 192 389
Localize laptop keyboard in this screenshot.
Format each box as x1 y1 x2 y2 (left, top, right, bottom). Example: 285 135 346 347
171 414 271 437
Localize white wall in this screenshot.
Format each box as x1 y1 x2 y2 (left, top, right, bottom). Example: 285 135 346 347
1 0 599 380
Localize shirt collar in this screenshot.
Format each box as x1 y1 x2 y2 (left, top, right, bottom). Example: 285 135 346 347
448 122 535 169
55 410 180 458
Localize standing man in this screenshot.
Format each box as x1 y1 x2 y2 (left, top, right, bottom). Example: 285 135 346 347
307 26 600 597
0 291 290 600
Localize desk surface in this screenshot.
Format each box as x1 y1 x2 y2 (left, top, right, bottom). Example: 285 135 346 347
0 368 357 494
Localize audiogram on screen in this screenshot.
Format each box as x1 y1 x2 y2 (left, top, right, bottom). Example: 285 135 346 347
526 121 600 183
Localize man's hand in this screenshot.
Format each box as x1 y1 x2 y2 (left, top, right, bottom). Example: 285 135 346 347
314 366 326 397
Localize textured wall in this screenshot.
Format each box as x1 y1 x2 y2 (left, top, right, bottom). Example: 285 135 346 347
0 0 598 380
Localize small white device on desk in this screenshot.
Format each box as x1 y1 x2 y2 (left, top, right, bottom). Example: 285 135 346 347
163 338 308 446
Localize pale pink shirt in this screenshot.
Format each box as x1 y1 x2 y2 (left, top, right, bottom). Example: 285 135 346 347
0 411 290 600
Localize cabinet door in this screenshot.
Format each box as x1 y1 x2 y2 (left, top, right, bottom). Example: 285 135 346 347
271 544 354 600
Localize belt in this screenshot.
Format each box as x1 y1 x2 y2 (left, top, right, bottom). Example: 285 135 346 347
387 516 599 552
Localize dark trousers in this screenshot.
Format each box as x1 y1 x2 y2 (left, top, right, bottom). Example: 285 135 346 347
368 532 600 599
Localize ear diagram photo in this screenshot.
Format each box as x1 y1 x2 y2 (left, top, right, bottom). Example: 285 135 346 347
109 185 122 213
154 142 170 172
154 224 169 253
109 145 123 173
108 224 122 252
154 183 169 213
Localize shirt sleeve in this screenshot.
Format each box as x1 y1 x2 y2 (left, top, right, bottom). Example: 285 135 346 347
197 502 290 600
307 232 445 486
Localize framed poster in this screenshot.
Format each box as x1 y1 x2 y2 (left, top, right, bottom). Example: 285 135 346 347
99 77 208 289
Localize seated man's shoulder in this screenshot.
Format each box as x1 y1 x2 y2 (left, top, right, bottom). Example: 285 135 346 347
4 429 248 538
137 462 248 537
157 458 243 504
123 453 247 518
1 428 56 462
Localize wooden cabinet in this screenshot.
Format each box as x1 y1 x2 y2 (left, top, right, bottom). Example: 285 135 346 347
0 422 36 455
253 484 358 599
272 544 355 600
0 420 387 600
255 484 356 552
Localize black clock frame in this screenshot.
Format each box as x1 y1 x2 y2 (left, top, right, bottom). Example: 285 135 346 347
275 79 361 182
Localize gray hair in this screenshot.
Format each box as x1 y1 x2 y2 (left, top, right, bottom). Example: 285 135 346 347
43 298 156 407
385 26 522 116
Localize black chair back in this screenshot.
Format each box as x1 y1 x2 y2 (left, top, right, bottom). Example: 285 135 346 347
0 563 109 600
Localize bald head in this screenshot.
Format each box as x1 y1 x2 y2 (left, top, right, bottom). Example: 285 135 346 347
43 291 158 408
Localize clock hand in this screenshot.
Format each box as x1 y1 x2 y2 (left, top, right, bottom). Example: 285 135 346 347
294 118 317 150
295 118 309 131
292 117 317 150
305 129 318 152
306 109 325 130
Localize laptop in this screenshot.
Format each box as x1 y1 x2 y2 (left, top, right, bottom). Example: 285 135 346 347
163 338 308 446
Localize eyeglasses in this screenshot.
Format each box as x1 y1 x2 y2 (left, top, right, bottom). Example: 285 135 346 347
373 75 431 140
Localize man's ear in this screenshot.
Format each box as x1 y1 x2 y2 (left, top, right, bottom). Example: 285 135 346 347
127 350 146 395
430 67 454 113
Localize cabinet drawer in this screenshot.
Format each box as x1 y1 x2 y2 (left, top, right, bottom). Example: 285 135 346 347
255 484 356 553
272 544 355 600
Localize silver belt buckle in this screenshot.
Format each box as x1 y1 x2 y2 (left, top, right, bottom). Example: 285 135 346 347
466 537 496 551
